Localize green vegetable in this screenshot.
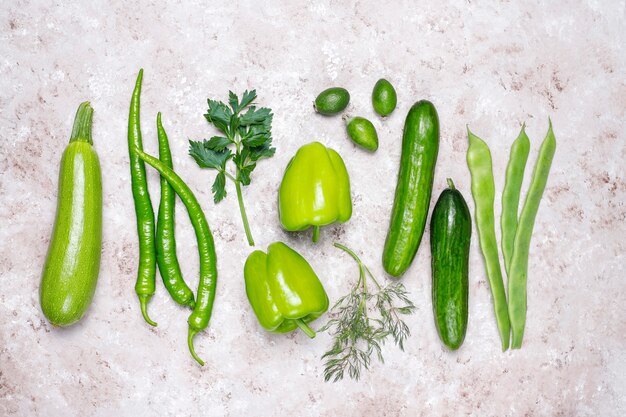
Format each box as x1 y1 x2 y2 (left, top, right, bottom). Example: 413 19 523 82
278 142 352 243
155 113 195 308
466 128 511 351
189 89 275 246
508 121 556 348
345 116 378 151
128 69 157 327
40 102 102 327
430 179 471 350
372 78 397 117
501 125 530 276
244 242 329 338
383 100 439 277
321 243 415 382
314 87 350 115
135 148 218 366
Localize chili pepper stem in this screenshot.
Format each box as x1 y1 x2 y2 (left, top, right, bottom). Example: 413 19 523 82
312 226 320 243
188 328 205 366
139 295 157 327
295 319 316 338
234 179 255 246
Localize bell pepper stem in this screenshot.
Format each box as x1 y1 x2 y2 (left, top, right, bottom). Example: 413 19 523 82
234 179 255 246
188 328 205 366
295 319 316 338
312 226 320 243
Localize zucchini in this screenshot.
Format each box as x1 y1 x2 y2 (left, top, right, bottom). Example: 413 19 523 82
382 100 439 277
39 102 102 326
430 179 471 350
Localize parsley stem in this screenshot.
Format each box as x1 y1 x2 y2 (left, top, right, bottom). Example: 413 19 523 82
234 179 254 246
224 172 236 182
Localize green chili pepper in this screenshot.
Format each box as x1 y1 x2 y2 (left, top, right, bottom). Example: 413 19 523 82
128 69 157 327
466 127 510 351
155 113 195 308
135 148 218 366
501 125 530 276
508 121 556 349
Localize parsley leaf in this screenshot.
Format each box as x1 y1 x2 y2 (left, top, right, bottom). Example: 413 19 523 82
240 106 272 126
212 172 227 203
239 90 256 110
204 100 232 134
188 140 232 170
237 163 256 186
205 136 232 151
228 91 239 113
249 145 276 161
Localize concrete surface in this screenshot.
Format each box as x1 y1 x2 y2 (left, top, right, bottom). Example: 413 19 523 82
1 0 624 416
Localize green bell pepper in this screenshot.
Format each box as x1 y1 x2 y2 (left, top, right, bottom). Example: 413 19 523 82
278 141 352 243
244 242 329 338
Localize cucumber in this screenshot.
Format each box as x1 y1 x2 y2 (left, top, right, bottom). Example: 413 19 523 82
314 87 350 115
430 179 471 350
40 102 102 326
382 100 439 277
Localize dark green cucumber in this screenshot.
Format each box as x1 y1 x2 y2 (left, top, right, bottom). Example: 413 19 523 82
382 100 439 277
430 179 471 350
40 102 102 326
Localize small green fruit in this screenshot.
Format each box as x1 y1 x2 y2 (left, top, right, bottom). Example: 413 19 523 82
346 116 378 152
314 87 350 115
372 79 397 117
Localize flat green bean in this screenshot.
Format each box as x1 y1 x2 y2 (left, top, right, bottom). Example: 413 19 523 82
508 121 556 348
467 128 511 351
501 125 530 276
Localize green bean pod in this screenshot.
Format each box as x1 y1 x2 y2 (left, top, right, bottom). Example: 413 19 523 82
128 69 157 327
508 121 556 348
466 128 511 351
155 113 195 308
501 125 530 276
135 148 218 366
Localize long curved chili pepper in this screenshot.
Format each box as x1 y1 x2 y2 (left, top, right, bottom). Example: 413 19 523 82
501 125 530 276
128 69 157 327
155 113 195 308
508 121 556 348
135 148 218 366
466 127 511 351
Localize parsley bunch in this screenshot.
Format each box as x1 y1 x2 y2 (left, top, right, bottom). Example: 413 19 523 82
189 90 275 246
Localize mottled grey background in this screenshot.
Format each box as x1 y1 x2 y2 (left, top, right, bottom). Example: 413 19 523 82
1 1 624 416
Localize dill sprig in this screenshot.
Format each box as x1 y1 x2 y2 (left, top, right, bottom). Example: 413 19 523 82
320 243 416 382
